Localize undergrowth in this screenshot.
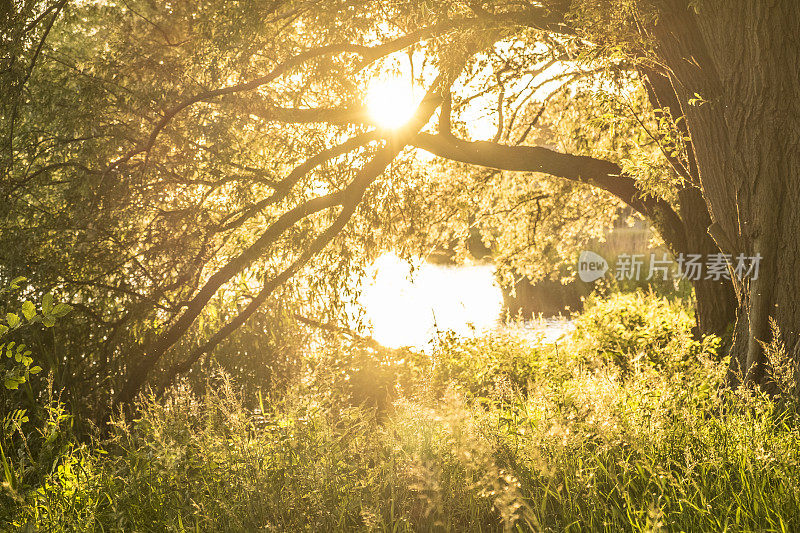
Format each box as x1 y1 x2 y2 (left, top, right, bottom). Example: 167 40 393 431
3 291 800 531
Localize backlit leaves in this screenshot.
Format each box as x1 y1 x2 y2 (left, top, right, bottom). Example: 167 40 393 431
1 286 72 391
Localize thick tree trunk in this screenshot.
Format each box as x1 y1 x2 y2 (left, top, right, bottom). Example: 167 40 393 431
689 260 737 340
654 1 800 384
640 61 738 340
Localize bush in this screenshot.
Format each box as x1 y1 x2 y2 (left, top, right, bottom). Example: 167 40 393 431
429 330 565 400
572 290 719 374
1 279 75 519
308 339 427 412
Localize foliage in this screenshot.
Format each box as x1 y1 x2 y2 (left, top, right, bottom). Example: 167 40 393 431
428 329 561 399
1 278 71 392
182 301 310 405
0 0 791 527
0 278 75 518
2 0 517 415
1 0 726 427
572 290 719 374
410 45 630 287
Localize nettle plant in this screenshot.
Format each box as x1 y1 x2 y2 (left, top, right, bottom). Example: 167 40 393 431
1 277 71 391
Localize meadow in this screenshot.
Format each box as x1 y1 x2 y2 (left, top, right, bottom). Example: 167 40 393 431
3 292 800 531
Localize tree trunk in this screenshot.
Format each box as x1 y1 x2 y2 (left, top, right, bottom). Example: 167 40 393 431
654 0 800 384
640 60 737 341
678 187 737 339
689 261 737 340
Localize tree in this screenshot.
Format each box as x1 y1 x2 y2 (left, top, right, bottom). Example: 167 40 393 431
1 0 491 414
2 0 793 412
409 0 796 386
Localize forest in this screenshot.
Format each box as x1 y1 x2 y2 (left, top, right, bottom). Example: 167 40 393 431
2 0 800 530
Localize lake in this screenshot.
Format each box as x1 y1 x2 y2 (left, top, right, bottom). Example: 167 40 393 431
358 253 573 349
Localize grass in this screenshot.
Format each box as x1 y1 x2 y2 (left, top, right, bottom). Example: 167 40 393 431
3 291 800 531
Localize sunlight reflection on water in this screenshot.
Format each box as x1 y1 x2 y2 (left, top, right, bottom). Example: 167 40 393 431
358 253 504 349
358 253 577 350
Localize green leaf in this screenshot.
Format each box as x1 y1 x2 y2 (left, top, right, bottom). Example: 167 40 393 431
688 92 707 107
10 276 26 290
29 366 42 375
42 316 55 328
52 303 72 318
6 313 20 329
42 293 54 315
21 301 36 321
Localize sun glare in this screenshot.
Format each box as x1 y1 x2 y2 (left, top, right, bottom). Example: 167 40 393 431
366 77 418 129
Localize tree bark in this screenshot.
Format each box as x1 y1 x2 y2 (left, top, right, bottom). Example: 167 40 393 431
652 0 800 383
639 65 738 339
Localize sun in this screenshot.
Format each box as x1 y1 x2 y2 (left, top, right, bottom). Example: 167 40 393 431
365 76 418 129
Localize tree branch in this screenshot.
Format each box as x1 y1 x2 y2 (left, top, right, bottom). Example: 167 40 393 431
112 72 449 409
215 130 382 234
104 42 370 174
243 104 370 125
411 133 688 255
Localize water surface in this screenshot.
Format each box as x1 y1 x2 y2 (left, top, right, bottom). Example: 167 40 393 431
359 253 573 349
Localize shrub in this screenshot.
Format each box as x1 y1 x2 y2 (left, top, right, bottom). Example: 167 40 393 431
307 339 427 412
429 330 565 400
1 279 74 518
571 290 719 374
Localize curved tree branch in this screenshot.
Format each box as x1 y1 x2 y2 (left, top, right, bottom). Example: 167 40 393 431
411 133 688 255
215 130 382 233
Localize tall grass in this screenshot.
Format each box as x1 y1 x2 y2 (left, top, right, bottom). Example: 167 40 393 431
3 291 800 531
